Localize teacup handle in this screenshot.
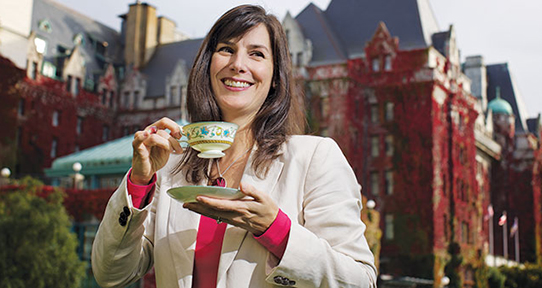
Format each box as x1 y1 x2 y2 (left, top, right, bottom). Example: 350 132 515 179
177 125 188 144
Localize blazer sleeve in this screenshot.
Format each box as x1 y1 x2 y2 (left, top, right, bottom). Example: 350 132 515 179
91 171 158 288
265 137 378 287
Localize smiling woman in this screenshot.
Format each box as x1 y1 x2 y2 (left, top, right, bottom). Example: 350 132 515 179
92 5 377 288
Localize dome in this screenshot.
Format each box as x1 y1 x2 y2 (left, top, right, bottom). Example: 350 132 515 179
488 96 513 115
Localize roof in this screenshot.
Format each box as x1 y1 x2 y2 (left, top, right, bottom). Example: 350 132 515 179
142 38 203 98
307 0 440 59
486 63 528 133
295 3 347 65
45 119 189 177
526 116 541 137
488 96 513 115
31 0 123 80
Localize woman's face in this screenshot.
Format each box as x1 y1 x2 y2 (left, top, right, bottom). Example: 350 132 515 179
210 23 274 122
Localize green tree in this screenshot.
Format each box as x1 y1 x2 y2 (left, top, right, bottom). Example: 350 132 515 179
0 177 85 288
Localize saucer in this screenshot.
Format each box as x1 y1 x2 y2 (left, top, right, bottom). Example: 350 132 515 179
167 185 244 203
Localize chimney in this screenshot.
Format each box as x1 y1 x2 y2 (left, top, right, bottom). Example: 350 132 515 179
464 55 488 111
123 2 158 68
158 16 177 45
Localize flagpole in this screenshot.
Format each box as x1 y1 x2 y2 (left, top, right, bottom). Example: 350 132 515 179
515 217 520 263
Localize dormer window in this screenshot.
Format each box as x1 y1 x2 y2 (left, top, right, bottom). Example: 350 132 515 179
372 58 380 72
38 19 52 33
73 33 85 46
384 55 392 71
34 37 47 54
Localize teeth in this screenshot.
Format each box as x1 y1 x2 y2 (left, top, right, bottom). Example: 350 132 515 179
224 79 250 88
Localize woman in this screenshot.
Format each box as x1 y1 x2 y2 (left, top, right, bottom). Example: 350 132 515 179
92 5 376 288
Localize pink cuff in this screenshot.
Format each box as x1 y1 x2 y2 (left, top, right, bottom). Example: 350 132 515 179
127 168 156 208
254 209 291 259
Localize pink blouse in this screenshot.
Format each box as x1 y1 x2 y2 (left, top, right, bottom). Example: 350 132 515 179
126 170 290 287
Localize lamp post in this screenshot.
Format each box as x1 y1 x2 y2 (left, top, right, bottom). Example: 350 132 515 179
72 162 83 189
1 167 11 186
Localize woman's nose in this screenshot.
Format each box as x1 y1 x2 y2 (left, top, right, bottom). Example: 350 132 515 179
230 53 247 73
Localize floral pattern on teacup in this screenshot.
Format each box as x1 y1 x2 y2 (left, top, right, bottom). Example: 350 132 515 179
185 124 236 141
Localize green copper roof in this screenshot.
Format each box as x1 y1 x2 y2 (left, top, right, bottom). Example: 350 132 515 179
488 86 513 115
45 119 188 177
488 97 513 115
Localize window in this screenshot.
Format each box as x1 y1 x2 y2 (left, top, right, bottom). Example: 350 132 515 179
385 135 394 156
42 62 56 77
170 86 178 106
18 99 25 116
102 125 109 141
38 19 52 33
371 136 379 157
385 170 394 195
52 111 60 127
34 37 47 54
73 33 85 46
109 91 115 108
371 172 379 196
370 104 379 124
51 138 57 158
30 61 38 80
74 78 81 95
123 91 130 108
101 89 107 105
385 214 394 240
133 91 140 109
372 58 380 72
76 117 83 135
67 75 72 92
384 55 392 71
385 102 394 121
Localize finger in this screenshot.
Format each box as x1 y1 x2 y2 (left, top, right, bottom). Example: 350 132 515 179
147 117 182 139
132 130 150 150
143 132 171 152
239 183 262 201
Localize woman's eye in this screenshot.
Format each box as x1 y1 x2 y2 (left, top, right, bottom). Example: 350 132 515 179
251 51 265 58
217 46 234 53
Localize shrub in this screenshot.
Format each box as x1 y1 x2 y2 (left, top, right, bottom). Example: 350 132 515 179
0 177 85 288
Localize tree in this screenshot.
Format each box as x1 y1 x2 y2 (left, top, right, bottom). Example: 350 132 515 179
0 177 85 288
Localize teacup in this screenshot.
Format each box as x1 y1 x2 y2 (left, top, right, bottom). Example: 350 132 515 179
180 121 238 158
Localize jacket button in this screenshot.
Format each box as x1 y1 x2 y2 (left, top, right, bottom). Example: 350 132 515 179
123 206 131 216
119 211 128 226
274 276 284 284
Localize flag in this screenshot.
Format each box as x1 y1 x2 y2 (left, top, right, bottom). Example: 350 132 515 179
485 204 494 221
498 213 507 226
510 217 519 238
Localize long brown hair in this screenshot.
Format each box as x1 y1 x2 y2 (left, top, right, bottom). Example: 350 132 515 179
177 4 305 183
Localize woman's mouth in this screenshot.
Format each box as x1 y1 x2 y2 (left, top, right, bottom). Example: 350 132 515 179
223 79 252 88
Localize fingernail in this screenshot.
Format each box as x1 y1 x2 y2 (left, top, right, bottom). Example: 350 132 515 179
150 126 158 134
174 131 182 139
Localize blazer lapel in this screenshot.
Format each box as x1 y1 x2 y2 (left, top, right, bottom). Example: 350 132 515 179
216 149 284 284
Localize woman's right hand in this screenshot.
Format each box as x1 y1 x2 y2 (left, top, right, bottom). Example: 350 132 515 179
130 117 184 185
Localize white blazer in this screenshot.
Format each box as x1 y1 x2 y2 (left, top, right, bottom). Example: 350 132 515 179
92 135 377 287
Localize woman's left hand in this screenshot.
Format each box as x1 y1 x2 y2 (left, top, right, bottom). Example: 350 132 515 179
183 182 279 235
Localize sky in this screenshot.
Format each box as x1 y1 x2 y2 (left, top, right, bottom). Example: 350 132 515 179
53 0 542 118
